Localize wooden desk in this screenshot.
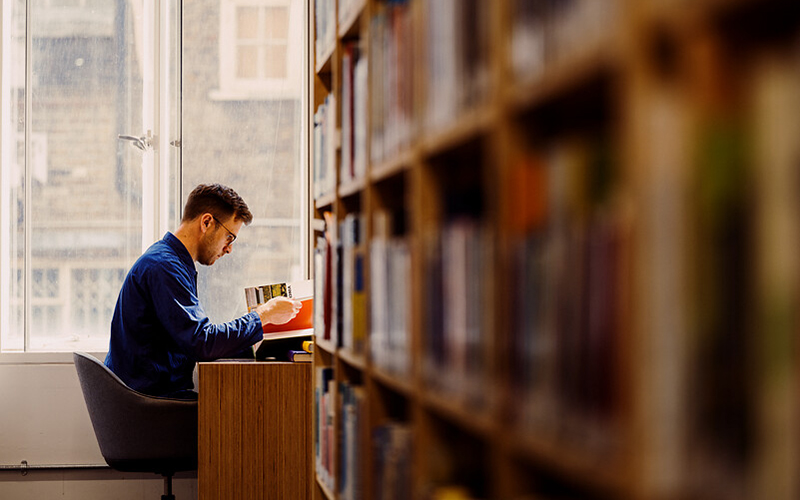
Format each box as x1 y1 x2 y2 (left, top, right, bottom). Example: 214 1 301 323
198 361 312 500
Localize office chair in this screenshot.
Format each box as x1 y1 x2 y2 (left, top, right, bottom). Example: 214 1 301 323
73 352 197 500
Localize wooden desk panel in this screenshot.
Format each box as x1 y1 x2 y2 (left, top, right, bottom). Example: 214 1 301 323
199 362 312 500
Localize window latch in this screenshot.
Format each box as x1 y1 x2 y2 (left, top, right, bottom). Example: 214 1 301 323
118 131 154 152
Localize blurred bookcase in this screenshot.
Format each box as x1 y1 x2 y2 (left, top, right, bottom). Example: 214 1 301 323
308 0 800 498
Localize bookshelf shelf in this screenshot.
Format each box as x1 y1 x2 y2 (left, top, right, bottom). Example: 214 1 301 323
505 43 621 117
369 366 413 396
337 177 366 199
315 337 336 355
309 0 800 498
315 43 335 75
337 347 366 370
420 105 498 159
315 475 336 500
506 430 627 498
338 0 366 38
370 147 413 182
420 390 496 440
314 191 336 209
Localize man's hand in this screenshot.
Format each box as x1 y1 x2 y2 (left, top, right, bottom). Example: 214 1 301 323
256 296 302 326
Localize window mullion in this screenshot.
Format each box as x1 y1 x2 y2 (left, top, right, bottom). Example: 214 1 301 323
23 0 32 352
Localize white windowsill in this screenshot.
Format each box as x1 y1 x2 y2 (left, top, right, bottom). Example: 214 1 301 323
0 351 107 365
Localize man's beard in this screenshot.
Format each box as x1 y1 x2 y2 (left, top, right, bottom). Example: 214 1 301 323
197 237 219 266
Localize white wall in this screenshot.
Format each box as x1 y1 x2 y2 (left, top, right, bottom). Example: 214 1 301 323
0 357 197 497
0 361 102 466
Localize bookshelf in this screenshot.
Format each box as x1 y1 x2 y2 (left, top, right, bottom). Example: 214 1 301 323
309 0 800 498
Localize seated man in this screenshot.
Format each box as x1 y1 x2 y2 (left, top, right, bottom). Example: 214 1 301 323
105 183 301 398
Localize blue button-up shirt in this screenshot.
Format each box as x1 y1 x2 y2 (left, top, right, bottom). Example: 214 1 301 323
105 232 262 397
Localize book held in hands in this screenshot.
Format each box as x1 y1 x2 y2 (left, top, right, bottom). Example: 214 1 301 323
244 279 315 360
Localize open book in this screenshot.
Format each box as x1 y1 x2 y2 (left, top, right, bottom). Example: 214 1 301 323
245 279 314 339
246 280 314 361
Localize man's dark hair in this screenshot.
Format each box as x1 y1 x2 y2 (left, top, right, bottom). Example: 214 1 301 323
182 183 253 225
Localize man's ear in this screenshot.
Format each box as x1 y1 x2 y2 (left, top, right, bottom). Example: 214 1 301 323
199 213 214 234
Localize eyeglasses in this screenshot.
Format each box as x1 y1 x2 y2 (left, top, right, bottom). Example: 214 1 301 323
212 216 237 246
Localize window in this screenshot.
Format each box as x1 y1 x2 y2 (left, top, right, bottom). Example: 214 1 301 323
1 0 156 353
214 0 303 100
1 0 307 353
237 5 289 79
183 0 307 323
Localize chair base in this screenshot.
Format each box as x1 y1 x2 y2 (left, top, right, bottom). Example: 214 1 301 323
162 473 174 500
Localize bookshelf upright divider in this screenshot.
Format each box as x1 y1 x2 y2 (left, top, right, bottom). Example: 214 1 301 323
310 0 800 499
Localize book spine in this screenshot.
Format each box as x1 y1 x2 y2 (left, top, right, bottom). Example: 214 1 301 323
338 382 365 500
341 43 355 185
353 55 368 179
314 95 337 200
315 366 335 488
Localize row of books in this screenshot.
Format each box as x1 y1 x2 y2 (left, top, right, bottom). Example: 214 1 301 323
510 0 619 82
314 211 368 355
371 422 412 500
369 210 411 377
369 0 414 164
423 0 491 131
317 372 411 500
341 42 368 185
320 0 622 188
339 381 366 500
421 218 494 409
314 0 336 65
315 366 336 491
313 94 337 201
509 135 622 452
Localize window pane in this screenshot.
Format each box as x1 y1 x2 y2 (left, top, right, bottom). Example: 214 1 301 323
0 0 145 352
184 0 305 324
2 0 27 351
237 46 259 79
264 7 289 39
263 44 288 79
237 7 259 40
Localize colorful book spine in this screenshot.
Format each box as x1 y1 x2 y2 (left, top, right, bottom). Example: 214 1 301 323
287 350 312 363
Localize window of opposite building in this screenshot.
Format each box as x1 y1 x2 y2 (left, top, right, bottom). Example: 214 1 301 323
213 0 303 100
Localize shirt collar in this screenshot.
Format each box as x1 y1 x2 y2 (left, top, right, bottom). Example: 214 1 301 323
163 232 196 273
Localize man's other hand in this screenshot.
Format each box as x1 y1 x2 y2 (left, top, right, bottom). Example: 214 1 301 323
256 296 302 326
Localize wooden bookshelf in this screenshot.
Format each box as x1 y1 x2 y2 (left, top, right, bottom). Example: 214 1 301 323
309 0 800 499
370 147 413 182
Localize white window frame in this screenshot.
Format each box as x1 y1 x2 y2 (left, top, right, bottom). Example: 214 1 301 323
211 0 303 101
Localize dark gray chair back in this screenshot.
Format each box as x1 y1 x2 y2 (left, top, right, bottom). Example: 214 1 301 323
73 352 198 475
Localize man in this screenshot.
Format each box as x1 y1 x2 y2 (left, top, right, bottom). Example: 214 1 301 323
105 183 301 398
